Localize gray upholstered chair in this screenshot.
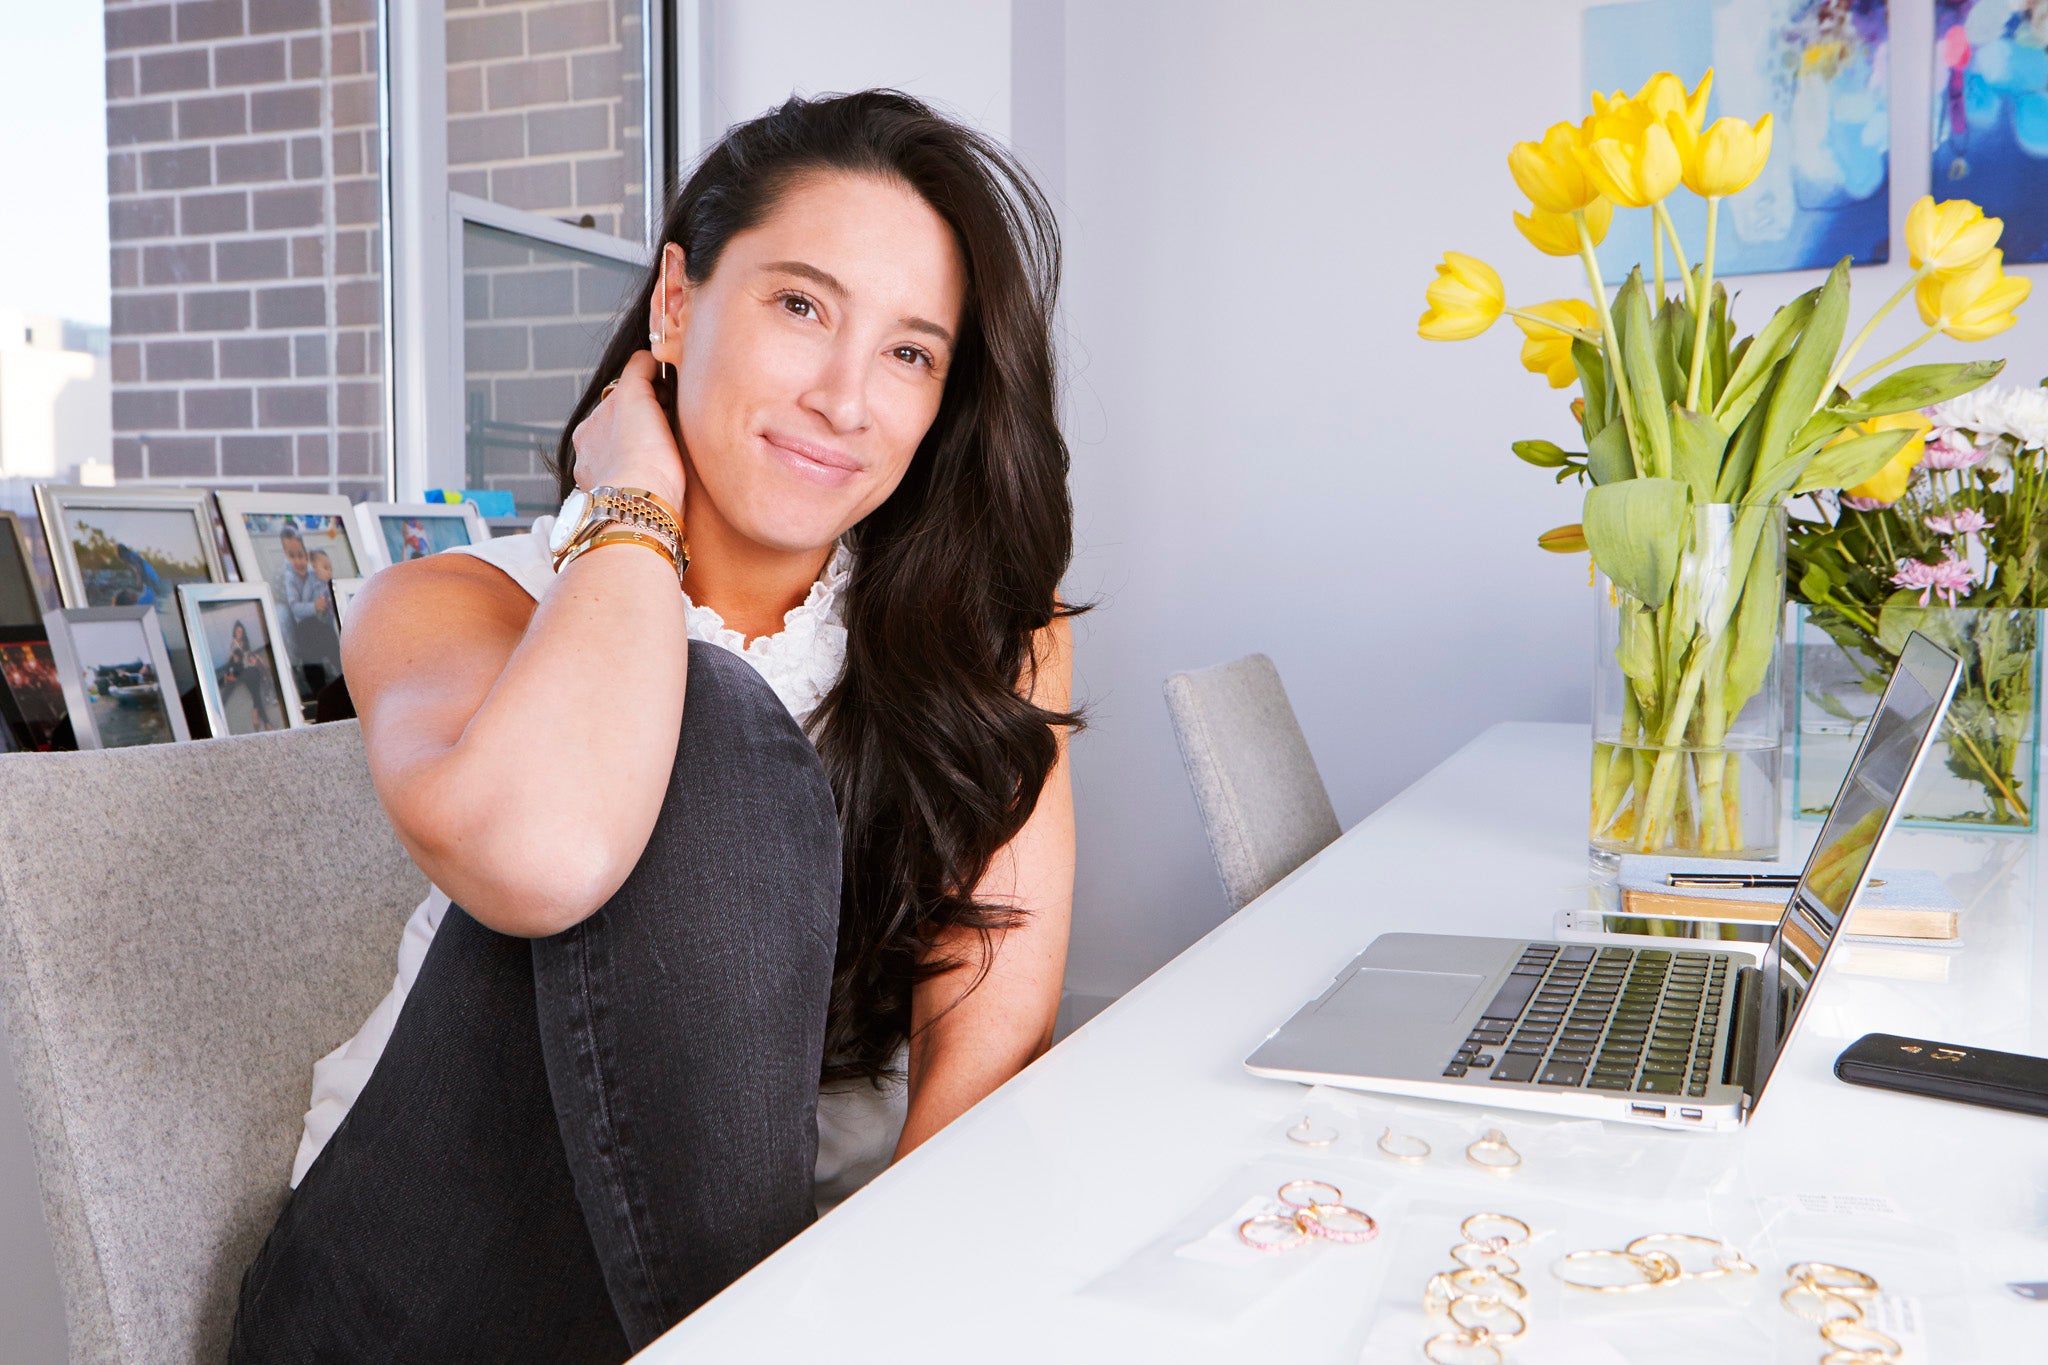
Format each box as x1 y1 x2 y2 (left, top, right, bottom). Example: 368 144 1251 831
1164 653 1341 911
0 721 424 1362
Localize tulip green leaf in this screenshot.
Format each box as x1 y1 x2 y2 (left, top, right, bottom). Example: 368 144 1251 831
1790 427 1913 495
1835 360 2006 420
1583 477 1691 608
1714 358 1782 501
1615 271 1671 479
1588 419 1635 485
1573 340 1611 436
1721 527 1785 712
1712 285 1817 430
1748 259 1852 501
1654 295 1688 402
1513 439 1573 468
1669 404 1726 502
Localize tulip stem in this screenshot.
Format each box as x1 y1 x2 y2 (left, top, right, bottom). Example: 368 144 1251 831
1653 219 1665 301
1844 326 1941 392
1818 268 1929 411
1504 308 1600 345
1685 197 1719 411
1655 203 1697 313
1576 211 1643 478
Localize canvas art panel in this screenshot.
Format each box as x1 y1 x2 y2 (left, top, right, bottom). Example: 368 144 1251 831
1934 0 2048 263
1585 0 1891 277
353 502 488 572
215 494 368 703
33 487 225 698
43 606 191 750
0 628 68 752
177 583 305 738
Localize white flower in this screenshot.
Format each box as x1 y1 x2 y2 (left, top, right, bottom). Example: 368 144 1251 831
1929 384 2048 450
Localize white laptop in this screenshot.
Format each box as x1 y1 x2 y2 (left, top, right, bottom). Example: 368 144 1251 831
1244 632 1963 1131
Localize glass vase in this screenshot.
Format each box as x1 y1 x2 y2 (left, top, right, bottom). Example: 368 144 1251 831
1590 503 1786 873
1794 605 2041 831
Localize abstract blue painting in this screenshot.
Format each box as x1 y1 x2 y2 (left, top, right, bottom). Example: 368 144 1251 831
1934 1 2048 264
1583 0 1891 278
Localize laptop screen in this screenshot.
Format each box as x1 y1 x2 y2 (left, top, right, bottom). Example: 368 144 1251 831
1748 631 1961 1108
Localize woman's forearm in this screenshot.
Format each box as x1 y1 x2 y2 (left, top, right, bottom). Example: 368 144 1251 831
368 543 690 936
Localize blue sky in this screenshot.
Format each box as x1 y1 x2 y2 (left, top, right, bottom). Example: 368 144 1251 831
0 6 110 325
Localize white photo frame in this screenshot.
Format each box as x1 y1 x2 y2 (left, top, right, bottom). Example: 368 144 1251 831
43 605 192 749
212 492 370 701
329 577 367 630
32 485 226 696
351 500 489 572
177 583 307 738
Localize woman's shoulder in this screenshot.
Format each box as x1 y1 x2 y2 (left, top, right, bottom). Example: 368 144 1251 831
439 516 556 603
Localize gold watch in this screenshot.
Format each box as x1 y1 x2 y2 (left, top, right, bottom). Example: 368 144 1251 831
549 485 690 582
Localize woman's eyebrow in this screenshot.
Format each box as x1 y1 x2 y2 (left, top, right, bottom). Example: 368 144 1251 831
761 259 954 347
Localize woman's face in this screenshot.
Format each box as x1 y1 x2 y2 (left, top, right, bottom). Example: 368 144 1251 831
655 171 968 555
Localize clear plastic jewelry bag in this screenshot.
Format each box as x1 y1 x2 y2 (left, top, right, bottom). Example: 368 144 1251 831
1076 1154 1405 1325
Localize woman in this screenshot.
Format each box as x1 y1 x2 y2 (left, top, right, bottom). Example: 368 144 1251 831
230 90 1080 1360
221 618 278 732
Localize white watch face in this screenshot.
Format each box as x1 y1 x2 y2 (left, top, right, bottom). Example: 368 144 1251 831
549 489 590 554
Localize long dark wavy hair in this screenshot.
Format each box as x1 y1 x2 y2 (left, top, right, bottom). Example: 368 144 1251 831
554 90 1083 1085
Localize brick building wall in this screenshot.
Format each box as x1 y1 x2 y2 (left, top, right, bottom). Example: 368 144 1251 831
103 0 648 508
104 0 386 499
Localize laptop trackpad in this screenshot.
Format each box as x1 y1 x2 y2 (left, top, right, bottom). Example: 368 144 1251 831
1324 968 1485 1024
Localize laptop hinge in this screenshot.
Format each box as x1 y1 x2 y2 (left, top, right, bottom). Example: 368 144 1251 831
1723 964 1763 1096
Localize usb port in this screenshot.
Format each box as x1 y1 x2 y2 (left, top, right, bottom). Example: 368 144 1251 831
1630 1103 1667 1118
1680 1107 1703 1120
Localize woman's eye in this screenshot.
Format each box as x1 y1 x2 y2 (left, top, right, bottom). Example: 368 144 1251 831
894 346 934 369
779 293 815 318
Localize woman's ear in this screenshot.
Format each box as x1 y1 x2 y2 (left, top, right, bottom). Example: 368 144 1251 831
649 242 688 370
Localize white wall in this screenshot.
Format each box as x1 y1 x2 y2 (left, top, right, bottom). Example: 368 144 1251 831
1052 0 2048 995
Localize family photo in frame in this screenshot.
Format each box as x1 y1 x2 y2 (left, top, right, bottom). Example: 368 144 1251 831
176 584 305 739
214 493 368 708
42 605 190 750
352 501 487 572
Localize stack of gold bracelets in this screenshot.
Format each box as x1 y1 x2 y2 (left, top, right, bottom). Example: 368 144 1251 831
1779 1261 1899 1362
1551 1231 1758 1294
1421 1214 1532 1364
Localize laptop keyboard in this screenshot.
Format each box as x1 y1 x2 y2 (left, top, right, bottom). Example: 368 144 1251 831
1443 943 1728 1100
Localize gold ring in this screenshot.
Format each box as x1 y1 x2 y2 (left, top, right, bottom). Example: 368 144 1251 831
1449 1295 1527 1343
1788 1261 1881 1298
1460 1213 1532 1252
1447 1267 1528 1307
1624 1232 1757 1280
1819 1318 1902 1356
1818 1353 1898 1365
1377 1126 1430 1162
1780 1282 1865 1325
1449 1242 1520 1275
1236 1212 1307 1252
1297 1202 1378 1244
1276 1178 1343 1211
1553 1247 1681 1292
1286 1117 1337 1147
600 379 621 399
1424 1271 1460 1315
1465 1128 1521 1174
1422 1328 1504 1365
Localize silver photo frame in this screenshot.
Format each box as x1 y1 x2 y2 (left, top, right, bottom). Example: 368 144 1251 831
43 605 192 749
352 501 490 572
177 583 307 738
213 492 370 700
0 510 44 629
32 485 226 696
329 576 367 630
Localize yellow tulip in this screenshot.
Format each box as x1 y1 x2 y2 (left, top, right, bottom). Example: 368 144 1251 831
1632 69 1713 133
1418 252 1505 341
1509 122 1599 215
1915 249 2032 341
1513 299 1600 386
1666 112 1772 197
1905 195 2003 276
1513 196 1613 256
1575 116 1682 208
1840 411 1933 505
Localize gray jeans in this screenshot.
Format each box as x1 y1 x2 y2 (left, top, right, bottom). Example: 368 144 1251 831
230 641 843 1362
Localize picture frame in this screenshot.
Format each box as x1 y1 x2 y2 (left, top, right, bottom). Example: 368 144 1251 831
43 605 191 749
177 583 306 738
213 492 371 701
0 625 70 752
328 576 367 630
0 510 45 629
32 485 226 697
352 501 489 572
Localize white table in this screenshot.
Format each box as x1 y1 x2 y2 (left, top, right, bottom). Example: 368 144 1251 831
641 723 2046 1362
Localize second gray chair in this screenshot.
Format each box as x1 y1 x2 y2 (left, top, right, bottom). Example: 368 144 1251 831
1164 653 1341 911
0 721 425 1362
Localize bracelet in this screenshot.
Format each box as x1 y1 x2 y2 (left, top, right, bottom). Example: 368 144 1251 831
557 528 684 586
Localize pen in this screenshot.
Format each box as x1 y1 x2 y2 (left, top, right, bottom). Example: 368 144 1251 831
1665 873 1884 888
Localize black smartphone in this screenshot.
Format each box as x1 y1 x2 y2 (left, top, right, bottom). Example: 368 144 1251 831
1835 1033 2048 1119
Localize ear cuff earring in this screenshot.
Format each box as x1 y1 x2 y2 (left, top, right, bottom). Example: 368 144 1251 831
652 263 669 380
